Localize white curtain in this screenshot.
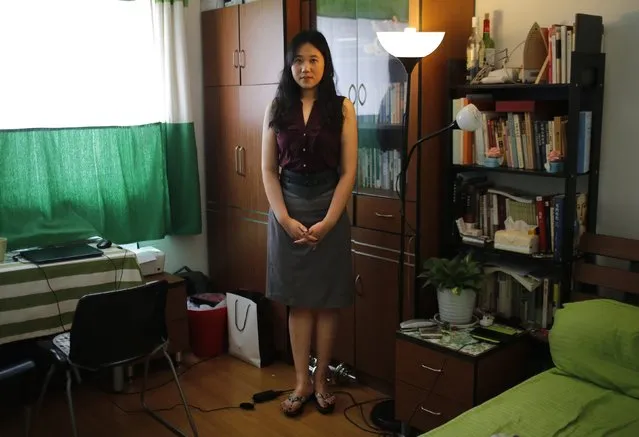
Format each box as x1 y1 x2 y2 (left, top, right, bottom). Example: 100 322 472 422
151 0 193 125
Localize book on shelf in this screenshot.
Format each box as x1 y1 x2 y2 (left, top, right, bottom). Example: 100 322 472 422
451 97 592 173
357 145 401 192
478 268 561 330
540 14 603 84
376 81 406 125
453 176 587 261
356 110 403 192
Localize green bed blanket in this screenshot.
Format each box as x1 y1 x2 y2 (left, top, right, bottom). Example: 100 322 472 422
420 367 639 437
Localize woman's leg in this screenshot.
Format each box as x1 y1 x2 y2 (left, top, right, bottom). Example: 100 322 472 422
313 308 339 410
282 306 314 413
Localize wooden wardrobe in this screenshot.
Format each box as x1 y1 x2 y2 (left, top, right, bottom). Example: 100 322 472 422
201 0 474 393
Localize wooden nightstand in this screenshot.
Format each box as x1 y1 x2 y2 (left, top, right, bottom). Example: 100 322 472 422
395 329 532 433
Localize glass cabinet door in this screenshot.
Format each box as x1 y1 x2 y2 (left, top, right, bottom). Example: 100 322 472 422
355 0 409 198
315 1 358 104
315 0 410 199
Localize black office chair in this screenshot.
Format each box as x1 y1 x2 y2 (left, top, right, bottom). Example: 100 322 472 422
0 359 37 437
34 280 198 437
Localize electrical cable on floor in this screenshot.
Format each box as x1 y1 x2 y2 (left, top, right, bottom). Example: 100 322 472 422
97 355 216 395
108 399 248 415
335 391 395 436
109 380 393 436
108 388 295 416
99 356 423 436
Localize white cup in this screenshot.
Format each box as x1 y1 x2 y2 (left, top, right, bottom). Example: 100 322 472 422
0 237 6 263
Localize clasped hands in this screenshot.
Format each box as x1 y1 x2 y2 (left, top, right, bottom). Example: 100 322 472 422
282 216 333 247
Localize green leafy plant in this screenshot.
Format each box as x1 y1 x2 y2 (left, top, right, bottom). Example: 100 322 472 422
418 253 484 296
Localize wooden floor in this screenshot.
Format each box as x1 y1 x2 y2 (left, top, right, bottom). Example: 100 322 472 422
0 354 391 437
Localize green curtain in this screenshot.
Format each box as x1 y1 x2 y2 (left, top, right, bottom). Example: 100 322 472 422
0 123 201 250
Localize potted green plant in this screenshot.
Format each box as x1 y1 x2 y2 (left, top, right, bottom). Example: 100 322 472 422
418 253 485 325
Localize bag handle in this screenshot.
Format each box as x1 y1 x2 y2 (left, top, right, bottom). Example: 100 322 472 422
234 299 252 332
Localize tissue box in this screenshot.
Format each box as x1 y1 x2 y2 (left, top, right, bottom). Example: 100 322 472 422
494 230 538 254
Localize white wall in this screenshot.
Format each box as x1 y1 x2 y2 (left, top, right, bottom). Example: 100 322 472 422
475 0 639 239
142 0 209 275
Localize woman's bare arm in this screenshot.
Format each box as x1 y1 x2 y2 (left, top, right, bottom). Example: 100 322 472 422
261 102 312 242
261 103 289 223
323 97 358 227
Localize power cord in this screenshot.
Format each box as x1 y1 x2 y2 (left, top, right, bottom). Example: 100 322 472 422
100 246 128 292
14 243 133 335
109 390 297 415
337 391 394 436
32 262 67 333
101 356 295 415
107 367 396 436
97 354 216 395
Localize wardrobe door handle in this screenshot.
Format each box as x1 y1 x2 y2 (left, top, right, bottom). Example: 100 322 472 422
358 83 367 105
348 84 357 103
239 50 246 68
354 274 362 296
238 146 246 176
234 146 240 174
233 49 239 68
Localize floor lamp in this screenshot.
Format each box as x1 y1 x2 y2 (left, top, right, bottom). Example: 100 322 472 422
376 27 445 327
371 28 481 433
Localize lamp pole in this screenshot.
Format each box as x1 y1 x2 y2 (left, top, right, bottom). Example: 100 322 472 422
397 56 421 325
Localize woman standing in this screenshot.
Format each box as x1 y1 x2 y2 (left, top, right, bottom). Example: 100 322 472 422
261 29 357 417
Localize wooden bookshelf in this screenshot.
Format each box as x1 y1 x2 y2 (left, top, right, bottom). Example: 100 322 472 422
440 51 606 312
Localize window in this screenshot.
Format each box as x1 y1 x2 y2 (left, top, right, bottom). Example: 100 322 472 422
0 0 161 129
0 0 202 250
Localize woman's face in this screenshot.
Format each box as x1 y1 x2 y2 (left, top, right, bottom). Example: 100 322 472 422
291 43 325 91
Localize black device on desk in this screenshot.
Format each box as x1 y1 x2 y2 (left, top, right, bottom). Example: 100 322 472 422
470 325 521 344
20 244 103 265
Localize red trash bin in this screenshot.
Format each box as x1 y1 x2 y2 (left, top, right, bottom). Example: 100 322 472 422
187 293 227 358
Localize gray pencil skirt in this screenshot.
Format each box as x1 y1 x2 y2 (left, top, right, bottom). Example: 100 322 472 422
265 171 354 309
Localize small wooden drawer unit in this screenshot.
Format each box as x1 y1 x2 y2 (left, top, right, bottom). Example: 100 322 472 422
395 331 531 433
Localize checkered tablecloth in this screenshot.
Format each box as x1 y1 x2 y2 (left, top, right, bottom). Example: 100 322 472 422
0 246 144 345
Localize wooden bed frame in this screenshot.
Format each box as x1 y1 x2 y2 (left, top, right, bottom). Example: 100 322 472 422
572 233 639 304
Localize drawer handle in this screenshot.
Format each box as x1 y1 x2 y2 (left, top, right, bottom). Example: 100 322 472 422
420 364 442 373
420 406 441 416
374 212 394 218
354 274 363 296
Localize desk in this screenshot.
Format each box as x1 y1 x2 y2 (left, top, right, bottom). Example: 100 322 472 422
0 247 144 346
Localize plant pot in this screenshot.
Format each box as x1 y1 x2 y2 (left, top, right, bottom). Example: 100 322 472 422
437 288 477 325
483 156 501 168
547 161 564 173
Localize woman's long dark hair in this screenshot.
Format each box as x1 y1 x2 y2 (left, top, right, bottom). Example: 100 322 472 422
269 30 344 133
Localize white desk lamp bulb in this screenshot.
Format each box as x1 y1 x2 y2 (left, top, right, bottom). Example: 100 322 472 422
455 103 482 132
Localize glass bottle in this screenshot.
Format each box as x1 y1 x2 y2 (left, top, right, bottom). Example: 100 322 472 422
466 16 479 81
482 13 496 67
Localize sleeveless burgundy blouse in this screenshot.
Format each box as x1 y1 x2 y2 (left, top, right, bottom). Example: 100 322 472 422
276 97 344 173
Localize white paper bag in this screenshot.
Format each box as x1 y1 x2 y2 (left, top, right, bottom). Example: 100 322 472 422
226 290 275 368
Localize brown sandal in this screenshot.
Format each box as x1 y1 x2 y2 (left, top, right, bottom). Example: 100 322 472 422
314 391 336 414
281 393 312 417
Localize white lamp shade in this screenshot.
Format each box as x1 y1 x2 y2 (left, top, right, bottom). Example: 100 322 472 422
455 103 482 131
376 28 445 59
